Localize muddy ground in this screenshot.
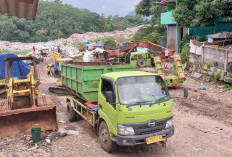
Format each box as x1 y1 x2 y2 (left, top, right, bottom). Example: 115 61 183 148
0 62 232 157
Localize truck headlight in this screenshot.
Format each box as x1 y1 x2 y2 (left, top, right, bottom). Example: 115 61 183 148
165 119 173 129
118 124 135 136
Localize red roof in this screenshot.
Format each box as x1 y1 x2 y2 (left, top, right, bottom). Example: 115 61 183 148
161 0 176 5
0 0 39 20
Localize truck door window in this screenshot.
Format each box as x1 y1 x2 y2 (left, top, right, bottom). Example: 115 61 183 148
101 78 116 108
131 54 137 61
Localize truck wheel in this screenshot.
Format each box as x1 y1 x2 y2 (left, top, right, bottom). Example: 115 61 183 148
99 121 116 153
137 59 146 67
67 102 78 122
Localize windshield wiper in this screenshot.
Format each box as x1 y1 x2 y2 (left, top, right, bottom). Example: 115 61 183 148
155 96 170 103
127 101 154 107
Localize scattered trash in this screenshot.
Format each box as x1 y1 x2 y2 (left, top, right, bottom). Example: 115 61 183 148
45 139 51 145
216 127 223 130
57 128 67 137
25 135 31 141
67 130 79 136
198 87 207 90
82 144 90 148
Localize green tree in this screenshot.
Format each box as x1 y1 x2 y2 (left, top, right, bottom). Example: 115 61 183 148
173 0 232 28
135 0 166 25
96 36 117 49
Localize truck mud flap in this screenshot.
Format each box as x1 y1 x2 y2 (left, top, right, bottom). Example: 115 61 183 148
0 105 57 138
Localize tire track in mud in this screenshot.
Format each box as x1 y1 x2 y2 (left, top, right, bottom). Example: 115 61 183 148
174 89 232 126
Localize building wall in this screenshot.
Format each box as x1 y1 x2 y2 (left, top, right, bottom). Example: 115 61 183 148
161 11 176 25
167 25 176 50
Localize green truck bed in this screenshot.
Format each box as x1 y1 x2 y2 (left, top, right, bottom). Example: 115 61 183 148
61 62 133 102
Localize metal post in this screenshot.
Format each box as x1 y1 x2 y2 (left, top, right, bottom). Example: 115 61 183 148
32 58 38 81
202 46 204 64
224 49 228 71
5 60 8 84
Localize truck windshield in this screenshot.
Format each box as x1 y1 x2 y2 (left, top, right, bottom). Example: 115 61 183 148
116 75 170 106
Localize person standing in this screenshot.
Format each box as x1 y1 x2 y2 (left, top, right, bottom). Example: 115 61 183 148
164 49 169 59
32 46 36 55
47 65 51 76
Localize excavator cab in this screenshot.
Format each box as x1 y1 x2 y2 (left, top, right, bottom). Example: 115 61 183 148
127 52 152 68
0 56 57 138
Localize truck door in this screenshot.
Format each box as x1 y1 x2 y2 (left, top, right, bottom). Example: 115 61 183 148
98 78 117 135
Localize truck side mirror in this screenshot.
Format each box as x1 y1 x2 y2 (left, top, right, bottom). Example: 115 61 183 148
105 91 114 104
184 87 188 98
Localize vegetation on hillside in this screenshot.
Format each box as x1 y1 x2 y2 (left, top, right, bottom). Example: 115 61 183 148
0 1 145 43
95 36 117 50
0 49 31 55
132 0 167 46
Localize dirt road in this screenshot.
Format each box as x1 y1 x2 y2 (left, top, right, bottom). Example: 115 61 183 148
1 62 232 157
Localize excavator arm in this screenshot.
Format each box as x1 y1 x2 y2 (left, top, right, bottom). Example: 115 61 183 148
123 41 163 53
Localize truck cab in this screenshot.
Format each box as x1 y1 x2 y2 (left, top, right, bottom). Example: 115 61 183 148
98 71 174 151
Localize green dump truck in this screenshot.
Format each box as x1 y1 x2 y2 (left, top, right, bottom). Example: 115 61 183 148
61 62 187 152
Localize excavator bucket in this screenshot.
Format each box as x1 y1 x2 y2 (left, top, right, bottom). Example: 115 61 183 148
0 56 57 138
0 95 57 138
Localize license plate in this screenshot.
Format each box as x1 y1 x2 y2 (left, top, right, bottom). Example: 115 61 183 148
146 135 163 144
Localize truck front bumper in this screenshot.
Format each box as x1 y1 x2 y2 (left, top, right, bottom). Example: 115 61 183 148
116 126 174 146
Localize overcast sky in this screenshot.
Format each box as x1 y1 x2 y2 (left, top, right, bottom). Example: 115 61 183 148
62 0 141 16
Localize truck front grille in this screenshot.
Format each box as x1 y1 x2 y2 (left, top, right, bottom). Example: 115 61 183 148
123 117 171 135
134 122 166 135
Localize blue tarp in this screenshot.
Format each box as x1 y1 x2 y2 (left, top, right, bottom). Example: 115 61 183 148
0 53 31 79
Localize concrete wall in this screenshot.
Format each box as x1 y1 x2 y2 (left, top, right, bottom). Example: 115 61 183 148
188 46 232 83
202 46 232 71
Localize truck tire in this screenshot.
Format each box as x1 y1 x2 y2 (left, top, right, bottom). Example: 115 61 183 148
137 59 146 67
99 121 116 153
67 102 78 122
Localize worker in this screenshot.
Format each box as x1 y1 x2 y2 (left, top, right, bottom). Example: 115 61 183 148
164 49 169 59
32 46 36 56
57 46 62 53
47 65 51 76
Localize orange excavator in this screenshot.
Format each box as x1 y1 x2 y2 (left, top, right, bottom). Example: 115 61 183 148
103 41 174 60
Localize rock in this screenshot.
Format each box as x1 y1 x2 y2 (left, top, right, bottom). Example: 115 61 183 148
59 120 66 124
25 136 31 141
67 130 79 135
57 128 67 137
191 72 202 79
45 139 51 145
0 142 3 148
193 147 200 151
82 144 90 148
